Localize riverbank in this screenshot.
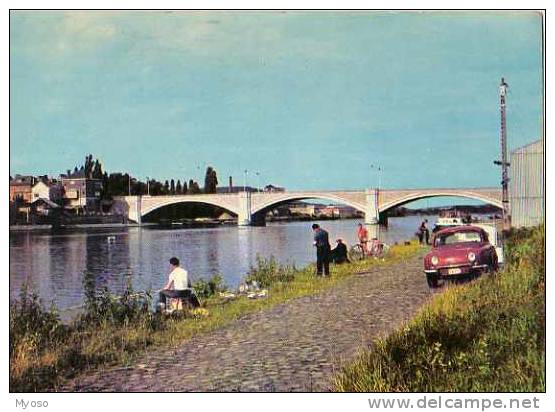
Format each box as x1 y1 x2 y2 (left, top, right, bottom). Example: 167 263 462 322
66 246 429 392
10 242 421 392
9 222 149 232
334 225 545 392
9 216 361 231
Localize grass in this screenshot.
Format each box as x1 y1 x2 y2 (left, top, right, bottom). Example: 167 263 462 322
10 241 421 392
334 225 545 392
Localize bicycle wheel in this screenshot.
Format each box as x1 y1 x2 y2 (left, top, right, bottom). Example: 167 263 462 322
381 243 391 257
349 244 365 262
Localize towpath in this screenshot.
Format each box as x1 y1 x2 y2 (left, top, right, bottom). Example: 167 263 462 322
66 252 430 392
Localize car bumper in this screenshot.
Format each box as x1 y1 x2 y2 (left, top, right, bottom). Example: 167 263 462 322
424 264 489 278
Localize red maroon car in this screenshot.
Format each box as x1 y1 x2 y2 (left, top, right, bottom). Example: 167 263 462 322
424 225 498 288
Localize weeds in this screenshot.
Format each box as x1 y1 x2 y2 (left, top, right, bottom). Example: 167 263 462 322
245 256 297 288
192 273 227 299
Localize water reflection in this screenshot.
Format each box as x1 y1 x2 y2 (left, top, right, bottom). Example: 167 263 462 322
10 215 437 311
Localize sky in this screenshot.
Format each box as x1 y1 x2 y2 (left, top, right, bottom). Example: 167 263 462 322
10 11 543 197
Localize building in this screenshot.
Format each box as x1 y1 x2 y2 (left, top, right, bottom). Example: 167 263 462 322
330 205 363 218
60 171 103 212
509 139 544 227
9 175 36 203
288 202 318 216
264 184 285 192
32 180 63 205
31 197 61 216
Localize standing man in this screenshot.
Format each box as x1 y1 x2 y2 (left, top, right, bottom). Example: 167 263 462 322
158 257 198 310
357 222 369 254
312 223 331 276
423 219 430 245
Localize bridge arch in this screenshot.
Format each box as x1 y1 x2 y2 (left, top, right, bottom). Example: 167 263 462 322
379 190 503 214
251 193 367 219
140 198 240 219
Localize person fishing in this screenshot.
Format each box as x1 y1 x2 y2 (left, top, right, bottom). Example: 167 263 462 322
158 257 199 310
331 238 350 264
312 223 331 276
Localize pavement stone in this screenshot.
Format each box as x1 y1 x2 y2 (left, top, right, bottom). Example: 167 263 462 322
64 252 431 392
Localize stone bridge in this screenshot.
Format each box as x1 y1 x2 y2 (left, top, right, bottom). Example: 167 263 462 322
111 188 502 226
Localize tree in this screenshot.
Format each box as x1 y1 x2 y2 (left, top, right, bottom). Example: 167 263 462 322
182 179 188 195
170 179 175 195
101 171 110 200
92 159 103 179
204 166 218 194
164 180 170 194
189 179 201 194
176 180 182 194
84 154 94 178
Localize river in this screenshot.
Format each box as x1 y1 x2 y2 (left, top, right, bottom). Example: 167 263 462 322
9 215 437 312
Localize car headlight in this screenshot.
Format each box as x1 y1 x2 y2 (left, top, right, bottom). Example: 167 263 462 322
468 252 476 262
431 256 439 265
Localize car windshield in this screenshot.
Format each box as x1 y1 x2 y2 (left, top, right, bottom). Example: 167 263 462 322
435 231 482 246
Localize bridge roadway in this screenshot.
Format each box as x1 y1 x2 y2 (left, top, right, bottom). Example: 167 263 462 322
111 187 502 226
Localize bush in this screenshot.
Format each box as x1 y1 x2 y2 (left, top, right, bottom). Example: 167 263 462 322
245 256 296 288
10 284 66 359
10 274 165 391
77 272 162 329
192 274 227 299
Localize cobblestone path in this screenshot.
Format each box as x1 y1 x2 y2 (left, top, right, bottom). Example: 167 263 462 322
66 252 431 392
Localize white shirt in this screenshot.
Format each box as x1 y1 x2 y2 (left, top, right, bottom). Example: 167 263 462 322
168 266 189 290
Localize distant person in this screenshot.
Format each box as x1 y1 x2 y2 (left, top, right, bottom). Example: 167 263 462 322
331 239 350 264
312 224 331 276
158 257 199 310
357 223 369 254
419 219 430 245
416 223 424 244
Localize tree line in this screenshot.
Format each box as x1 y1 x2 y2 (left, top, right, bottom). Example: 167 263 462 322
70 155 219 199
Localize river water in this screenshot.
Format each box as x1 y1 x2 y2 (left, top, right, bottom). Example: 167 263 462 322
10 215 437 312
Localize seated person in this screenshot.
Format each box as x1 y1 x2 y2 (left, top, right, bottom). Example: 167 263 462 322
158 257 200 310
331 239 350 264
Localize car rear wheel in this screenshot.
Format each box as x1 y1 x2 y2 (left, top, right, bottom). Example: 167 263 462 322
426 273 439 288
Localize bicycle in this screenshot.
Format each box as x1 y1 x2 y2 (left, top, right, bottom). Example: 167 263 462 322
348 240 390 262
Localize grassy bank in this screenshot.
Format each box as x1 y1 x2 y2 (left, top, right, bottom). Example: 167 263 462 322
10 241 421 392
334 225 545 392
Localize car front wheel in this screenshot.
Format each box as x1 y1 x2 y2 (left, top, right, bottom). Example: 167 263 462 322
426 273 439 288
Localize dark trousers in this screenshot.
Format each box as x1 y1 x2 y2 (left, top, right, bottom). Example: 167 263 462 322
417 231 423 244
316 246 331 276
158 289 199 308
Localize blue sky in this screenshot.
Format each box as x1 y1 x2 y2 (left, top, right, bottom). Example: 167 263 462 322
10 11 543 195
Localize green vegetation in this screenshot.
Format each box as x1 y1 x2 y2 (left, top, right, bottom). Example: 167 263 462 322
192 273 227 299
245 256 297 288
10 241 420 392
334 225 545 392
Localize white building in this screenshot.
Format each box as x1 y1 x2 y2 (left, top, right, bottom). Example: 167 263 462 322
509 140 544 227
31 181 63 205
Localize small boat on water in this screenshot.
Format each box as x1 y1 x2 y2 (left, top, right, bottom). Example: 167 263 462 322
433 210 472 232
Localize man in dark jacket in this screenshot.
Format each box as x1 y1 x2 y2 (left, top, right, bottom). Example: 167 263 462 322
312 223 331 276
331 238 350 264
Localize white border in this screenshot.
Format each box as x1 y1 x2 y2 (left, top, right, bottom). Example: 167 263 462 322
2 3 550 411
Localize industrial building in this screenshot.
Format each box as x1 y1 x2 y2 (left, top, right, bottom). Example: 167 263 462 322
509 139 545 227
